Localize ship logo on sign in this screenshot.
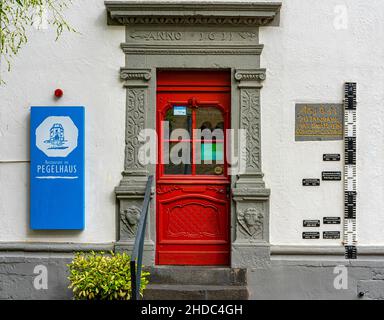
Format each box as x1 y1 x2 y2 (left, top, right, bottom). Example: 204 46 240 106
36 116 78 157
44 123 68 150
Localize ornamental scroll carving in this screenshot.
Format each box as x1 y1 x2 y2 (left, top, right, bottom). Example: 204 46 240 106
237 207 263 239
240 89 261 171
121 69 151 82
125 89 145 171
156 185 182 195
234 69 266 82
120 69 151 172
235 69 266 172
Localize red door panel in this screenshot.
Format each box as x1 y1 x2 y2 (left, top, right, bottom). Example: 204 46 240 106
156 70 231 266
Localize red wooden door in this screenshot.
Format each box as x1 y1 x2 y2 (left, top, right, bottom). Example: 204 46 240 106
156 70 231 265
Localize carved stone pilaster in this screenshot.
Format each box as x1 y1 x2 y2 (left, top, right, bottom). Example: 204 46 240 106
124 88 146 175
234 68 266 186
115 68 154 265
119 68 151 177
232 69 271 268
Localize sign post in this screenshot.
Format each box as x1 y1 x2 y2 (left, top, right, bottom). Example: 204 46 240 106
30 106 85 230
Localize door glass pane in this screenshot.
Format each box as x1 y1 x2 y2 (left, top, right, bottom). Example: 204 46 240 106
195 107 225 175
201 142 224 161
162 105 226 176
195 163 225 175
195 107 224 134
164 142 192 175
164 106 192 139
196 139 225 175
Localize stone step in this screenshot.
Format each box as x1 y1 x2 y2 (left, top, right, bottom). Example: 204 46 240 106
143 284 249 300
145 266 247 286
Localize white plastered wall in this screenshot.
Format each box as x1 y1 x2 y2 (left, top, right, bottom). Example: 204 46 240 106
1 0 384 247
0 0 124 242
261 0 384 246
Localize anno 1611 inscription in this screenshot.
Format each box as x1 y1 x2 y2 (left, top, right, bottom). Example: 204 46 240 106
295 104 343 141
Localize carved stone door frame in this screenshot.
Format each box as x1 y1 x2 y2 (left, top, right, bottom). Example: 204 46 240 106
105 1 282 267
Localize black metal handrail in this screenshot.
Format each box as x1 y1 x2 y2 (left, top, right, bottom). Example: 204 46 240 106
130 175 153 300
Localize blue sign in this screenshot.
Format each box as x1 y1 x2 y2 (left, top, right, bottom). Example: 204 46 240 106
30 107 85 230
173 106 187 116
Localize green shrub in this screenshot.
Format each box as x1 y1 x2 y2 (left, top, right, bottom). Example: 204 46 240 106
67 251 149 300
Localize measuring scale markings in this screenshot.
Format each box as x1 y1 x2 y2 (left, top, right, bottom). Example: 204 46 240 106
343 83 357 258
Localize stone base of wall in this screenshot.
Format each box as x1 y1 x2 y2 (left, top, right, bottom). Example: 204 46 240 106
1 245 384 300
0 254 73 300
248 259 384 300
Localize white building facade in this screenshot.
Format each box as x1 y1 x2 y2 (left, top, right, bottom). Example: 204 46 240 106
0 0 384 299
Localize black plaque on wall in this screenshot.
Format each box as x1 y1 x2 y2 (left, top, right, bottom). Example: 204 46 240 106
323 231 341 239
323 154 340 161
302 179 320 186
323 217 341 225
302 232 320 239
303 220 320 227
322 171 342 181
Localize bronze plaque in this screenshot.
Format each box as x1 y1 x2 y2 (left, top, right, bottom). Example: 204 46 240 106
295 104 343 141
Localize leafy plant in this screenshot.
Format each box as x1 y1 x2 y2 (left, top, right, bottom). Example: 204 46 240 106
0 0 75 81
67 251 150 300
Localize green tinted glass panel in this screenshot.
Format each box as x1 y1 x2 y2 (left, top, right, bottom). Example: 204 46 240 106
201 143 224 161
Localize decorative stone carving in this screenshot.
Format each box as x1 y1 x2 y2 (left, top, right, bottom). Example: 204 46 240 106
235 69 266 82
241 89 261 171
237 207 263 239
106 2 281 27
116 17 275 26
129 31 183 41
238 32 258 40
235 69 266 173
119 68 151 175
120 68 151 83
121 43 264 56
127 31 259 43
124 89 145 172
120 206 141 238
232 67 270 267
115 68 152 256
